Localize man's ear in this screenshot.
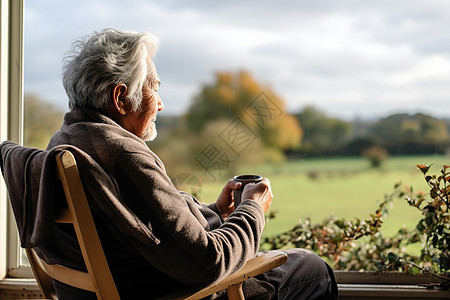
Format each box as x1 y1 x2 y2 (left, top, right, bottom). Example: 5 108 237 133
111 83 128 115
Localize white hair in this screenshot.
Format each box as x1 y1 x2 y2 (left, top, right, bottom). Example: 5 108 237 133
62 28 159 112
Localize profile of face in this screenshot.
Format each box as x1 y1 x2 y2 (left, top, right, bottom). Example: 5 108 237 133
112 59 164 141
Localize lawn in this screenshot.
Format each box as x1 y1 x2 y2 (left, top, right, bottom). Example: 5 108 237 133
197 155 450 237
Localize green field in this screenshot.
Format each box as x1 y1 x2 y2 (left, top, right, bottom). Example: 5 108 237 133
197 155 450 237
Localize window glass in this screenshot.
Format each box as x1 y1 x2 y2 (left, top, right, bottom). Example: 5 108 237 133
23 1 450 270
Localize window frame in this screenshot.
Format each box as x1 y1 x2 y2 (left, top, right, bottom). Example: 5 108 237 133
0 0 26 280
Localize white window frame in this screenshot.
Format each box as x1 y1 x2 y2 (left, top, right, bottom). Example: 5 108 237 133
0 0 25 280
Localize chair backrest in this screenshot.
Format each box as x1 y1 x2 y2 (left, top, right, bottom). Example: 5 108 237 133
27 150 120 300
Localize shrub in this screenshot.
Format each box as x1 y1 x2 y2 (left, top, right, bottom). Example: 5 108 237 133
362 145 389 168
262 165 450 282
413 164 449 273
261 184 399 270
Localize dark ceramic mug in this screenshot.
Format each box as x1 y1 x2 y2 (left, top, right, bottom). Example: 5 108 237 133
233 174 263 207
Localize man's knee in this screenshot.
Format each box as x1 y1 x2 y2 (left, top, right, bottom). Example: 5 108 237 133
250 249 338 299
282 248 330 277
279 249 338 299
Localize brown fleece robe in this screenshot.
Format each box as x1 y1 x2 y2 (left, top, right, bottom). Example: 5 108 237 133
1 107 265 298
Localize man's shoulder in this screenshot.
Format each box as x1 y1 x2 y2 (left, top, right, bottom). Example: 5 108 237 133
90 127 163 169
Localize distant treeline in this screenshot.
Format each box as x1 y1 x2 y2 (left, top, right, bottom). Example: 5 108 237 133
291 106 450 157
157 106 450 158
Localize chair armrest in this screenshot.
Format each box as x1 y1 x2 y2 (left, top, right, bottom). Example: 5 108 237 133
157 250 288 300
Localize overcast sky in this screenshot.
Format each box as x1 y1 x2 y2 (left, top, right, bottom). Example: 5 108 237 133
24 0 450 120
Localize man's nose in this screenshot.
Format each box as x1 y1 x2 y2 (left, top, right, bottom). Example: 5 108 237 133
157 96 164 111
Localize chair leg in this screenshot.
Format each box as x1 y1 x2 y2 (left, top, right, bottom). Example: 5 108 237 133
26 249 57 299
226 282 244 300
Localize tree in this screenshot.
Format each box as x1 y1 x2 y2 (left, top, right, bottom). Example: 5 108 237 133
185 71 303 161
362 145 389 168
24 94 65 149
368 113 449 154
294 106 353 155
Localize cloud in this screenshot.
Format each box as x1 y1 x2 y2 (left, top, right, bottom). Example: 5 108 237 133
24 0 450 120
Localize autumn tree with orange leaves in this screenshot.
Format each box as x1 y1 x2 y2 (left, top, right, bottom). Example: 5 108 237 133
185 71 303 163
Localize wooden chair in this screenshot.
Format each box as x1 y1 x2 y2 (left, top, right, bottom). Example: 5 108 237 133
26 150 288 299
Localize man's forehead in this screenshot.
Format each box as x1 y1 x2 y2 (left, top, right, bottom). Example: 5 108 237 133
147 58 159 82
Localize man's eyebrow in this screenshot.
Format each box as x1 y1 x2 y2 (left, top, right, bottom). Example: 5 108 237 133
148 78 160 90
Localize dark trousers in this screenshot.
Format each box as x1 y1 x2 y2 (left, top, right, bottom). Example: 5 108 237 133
215 249 338 300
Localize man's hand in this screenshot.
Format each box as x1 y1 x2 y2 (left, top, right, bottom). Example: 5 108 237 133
241 178 273 213
215 178 273 219
215 179 242 219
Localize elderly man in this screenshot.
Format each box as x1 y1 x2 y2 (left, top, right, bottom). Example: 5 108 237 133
42 28 337 299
